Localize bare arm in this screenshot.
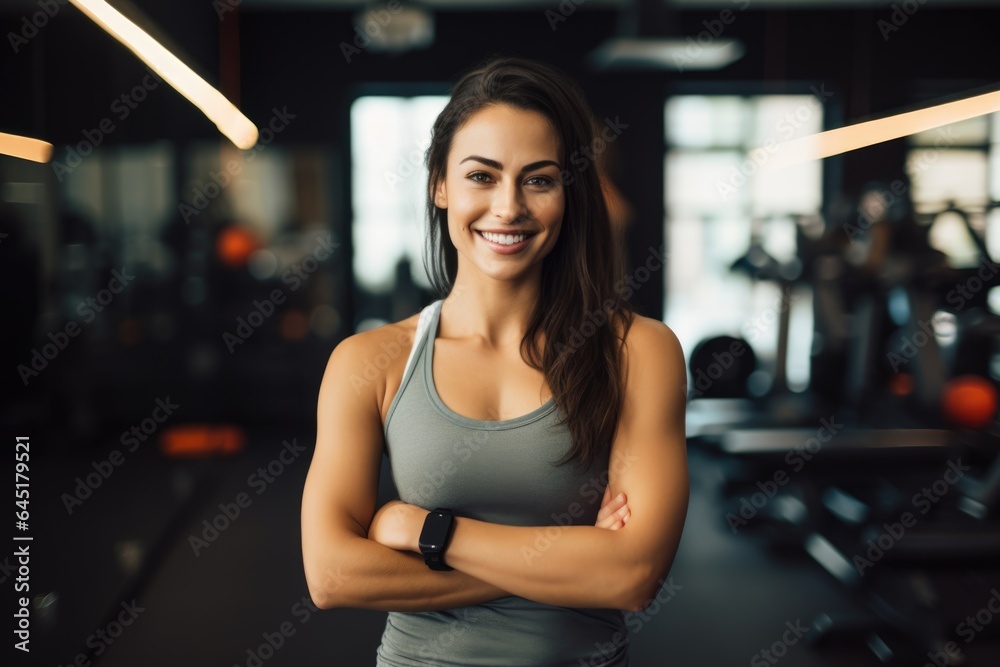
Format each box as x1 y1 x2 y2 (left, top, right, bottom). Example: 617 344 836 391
301 329 636 611
301 330 512 611
368 318 689 613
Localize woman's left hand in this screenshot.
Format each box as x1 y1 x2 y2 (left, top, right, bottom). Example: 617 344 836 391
368 499 426 552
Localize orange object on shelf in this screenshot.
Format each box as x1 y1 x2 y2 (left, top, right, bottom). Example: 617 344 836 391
941 375 998 429
216 225 260 268
159 424 245 457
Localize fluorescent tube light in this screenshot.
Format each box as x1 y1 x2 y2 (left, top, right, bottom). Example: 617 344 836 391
0 132 54 163
68 0 258 149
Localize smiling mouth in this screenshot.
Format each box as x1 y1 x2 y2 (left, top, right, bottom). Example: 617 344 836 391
474 230 537 245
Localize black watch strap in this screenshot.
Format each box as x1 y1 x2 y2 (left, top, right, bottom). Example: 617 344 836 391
419 508 455 571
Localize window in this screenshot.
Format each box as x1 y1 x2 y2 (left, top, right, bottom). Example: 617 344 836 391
350 95 449 295
664 95 823 394
906 112 1000 284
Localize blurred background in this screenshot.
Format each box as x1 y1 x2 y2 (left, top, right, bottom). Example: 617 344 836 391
3 0 1000 665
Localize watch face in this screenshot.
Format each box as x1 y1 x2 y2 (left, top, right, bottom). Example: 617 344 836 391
419 510 452 552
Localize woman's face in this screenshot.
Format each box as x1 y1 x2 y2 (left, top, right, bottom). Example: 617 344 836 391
433 104 564 283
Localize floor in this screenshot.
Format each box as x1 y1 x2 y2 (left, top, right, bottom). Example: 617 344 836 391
21 425 1000 667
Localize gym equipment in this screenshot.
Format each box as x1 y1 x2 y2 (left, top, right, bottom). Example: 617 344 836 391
728 215 800 398
802 441 1000 664
719 197 1000 663
687 215 826 441
687 335 757 399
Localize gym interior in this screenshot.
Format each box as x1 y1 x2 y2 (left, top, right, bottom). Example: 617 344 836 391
3 0 1000 665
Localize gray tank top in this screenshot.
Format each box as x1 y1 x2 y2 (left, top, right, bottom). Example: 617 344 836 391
376 298 629 666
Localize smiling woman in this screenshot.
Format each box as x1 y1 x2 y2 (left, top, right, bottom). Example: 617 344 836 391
300 54 689 667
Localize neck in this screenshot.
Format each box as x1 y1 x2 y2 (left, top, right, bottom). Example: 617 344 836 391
442 269 542 351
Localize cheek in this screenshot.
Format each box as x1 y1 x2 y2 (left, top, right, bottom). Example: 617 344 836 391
450 198 482 228
548 192 566 222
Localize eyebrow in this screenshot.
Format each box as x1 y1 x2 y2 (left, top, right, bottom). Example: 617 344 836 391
458 155 561 173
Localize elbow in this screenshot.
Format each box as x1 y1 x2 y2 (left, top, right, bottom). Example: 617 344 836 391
620 567 652 613
304 558 352 610
621 560 678 613
306 582 337 611
606 559 650 613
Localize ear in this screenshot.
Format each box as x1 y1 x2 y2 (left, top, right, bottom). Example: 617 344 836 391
432 179 447 209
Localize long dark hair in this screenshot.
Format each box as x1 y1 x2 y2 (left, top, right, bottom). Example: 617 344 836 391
423 54 636 474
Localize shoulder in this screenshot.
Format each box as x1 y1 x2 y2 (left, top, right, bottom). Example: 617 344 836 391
619 314 686 393
321 310 423 403
326 310 422 372
620 313 684 358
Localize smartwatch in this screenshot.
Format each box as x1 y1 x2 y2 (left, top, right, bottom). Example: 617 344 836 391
419 508 455 571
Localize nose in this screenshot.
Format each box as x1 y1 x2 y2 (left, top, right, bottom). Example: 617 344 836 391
492 180 527 223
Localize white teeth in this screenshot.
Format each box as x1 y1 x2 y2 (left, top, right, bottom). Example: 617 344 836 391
480 231 527 245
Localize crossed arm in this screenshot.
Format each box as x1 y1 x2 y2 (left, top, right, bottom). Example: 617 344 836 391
301 318 688 613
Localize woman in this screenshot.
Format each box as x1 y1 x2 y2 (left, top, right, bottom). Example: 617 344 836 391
300 55 689 666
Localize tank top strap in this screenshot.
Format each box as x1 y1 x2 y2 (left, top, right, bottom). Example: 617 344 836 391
400 298 442 397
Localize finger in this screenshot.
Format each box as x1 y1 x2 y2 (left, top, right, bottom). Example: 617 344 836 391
595 515 619 530
602 503 629 526
595 505 616 529
596 504 629 530
596 493 623 523
604 515 625 531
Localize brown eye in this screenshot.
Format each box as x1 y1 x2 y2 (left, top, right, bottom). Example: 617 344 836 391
527 176 555 188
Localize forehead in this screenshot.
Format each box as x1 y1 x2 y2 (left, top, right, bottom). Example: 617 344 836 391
450 105 561 160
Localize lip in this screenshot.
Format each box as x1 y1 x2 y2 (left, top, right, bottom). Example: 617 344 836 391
474 229 538 235
474 229 536 255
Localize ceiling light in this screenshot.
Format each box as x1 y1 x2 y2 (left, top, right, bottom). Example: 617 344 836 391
759 85 1000 169
0 132 53 163
68 0 258 149
588 37 744 71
